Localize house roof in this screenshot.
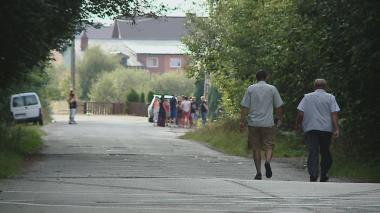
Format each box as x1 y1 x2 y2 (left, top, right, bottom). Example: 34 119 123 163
113 17 188 40
123 40 187 54
74 39 142 67
77 25 114 39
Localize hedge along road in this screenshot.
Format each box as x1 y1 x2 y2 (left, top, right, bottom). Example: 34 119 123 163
0 115 379 213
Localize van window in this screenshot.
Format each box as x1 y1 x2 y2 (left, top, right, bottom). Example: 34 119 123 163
13 97 24 107
12 95 38 107
24 95 38 106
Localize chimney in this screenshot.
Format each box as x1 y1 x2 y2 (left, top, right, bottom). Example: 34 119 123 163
80 31 88 51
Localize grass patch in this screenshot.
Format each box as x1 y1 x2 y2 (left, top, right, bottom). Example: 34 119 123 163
182 127 249 157
329 142 380 182
330 159 380 182
275 132 305 157
181 118 306 158
0 124 43 178
182 118 380 182
0 151 23 177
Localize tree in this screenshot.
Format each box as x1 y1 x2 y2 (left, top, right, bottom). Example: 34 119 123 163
77 46 119 100
184 0 306 116
150 72 195 96
44 64 79 101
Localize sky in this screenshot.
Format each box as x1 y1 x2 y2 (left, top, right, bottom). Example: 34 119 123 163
157 0 208 16
94 0 208 24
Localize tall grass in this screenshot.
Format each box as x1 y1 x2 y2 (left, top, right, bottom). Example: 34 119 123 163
0 124 43 177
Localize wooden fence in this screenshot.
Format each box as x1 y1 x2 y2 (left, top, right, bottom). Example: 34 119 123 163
50 101 147 116
127 102 148 117
84 101 147 116
84 102 125 115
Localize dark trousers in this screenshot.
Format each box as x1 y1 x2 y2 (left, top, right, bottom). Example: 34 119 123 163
305 130 333 178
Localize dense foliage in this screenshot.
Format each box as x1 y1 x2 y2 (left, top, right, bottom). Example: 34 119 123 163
183 0 380 160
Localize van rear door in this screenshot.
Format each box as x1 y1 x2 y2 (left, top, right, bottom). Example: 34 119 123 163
23 94 40 118
11 95 27 120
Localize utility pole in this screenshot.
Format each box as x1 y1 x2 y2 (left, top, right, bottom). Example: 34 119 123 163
70 38 76 91
203 72 210 100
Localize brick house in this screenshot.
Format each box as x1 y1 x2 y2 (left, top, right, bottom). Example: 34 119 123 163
65 17 189 74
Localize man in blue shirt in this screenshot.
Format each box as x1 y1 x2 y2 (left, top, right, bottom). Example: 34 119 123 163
296 79 340 182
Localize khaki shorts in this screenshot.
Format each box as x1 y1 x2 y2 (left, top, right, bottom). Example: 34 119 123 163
248 126 276 151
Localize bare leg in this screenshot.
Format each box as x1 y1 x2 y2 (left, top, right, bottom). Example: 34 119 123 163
265 148 273 163
253 150 262 174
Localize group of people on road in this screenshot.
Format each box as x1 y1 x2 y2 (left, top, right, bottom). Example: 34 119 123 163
153 95 208 128
240 70 340 182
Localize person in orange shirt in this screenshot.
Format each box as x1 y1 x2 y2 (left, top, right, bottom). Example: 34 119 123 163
153 96 160 126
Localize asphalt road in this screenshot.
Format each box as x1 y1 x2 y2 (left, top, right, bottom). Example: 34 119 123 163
0 115 379 213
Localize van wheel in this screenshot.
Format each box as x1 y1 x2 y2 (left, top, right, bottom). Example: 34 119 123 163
38 116 43 126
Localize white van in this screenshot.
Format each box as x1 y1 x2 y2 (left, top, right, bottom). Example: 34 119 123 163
10 92 43 125
147 95 173 122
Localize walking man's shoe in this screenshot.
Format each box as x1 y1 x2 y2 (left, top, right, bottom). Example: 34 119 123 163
265 161 272 178
320 176 329 182
310 176 318 182
254 173 262 180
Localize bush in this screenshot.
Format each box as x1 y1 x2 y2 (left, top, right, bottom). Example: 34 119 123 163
140 92 145 103
89 68 152 102
147 91 154 103
127 89 139 102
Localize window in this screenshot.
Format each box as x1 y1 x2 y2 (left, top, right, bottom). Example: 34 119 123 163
13 97 24 107
146 57 159 67
170 58 182 68
121 57 128 67
13 95 38 107
24 95 38 106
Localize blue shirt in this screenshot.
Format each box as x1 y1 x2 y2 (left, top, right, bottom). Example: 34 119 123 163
297 89 340 132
